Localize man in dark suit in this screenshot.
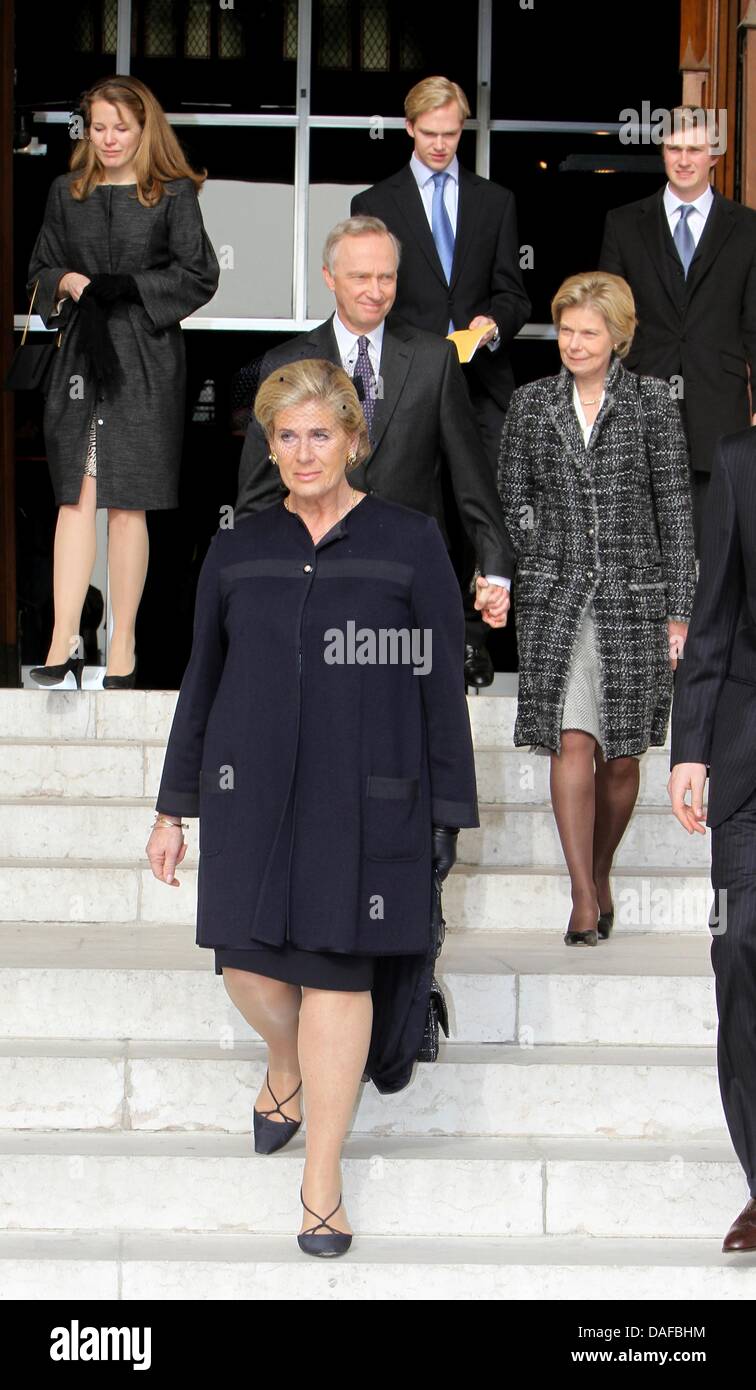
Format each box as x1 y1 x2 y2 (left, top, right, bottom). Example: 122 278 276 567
669 426 756 1252
235 215 512 649
350 76 530 684
599 109 756 551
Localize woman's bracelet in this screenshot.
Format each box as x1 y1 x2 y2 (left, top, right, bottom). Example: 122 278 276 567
153 813 187 830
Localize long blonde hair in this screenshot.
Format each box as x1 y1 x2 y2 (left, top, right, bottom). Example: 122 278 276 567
69 75 206 207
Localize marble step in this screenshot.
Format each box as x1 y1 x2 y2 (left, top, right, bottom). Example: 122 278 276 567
0 799 709 871
0 689 675 752
0 863 714 934
0 1131 746 1238
0 740 680 808
1 1231 752 1301
0 925 717 1046
0 1038 724 1141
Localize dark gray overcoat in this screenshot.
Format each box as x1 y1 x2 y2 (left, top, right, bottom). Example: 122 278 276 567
497 357 697 759
26 173 219 509
155 495 479 1089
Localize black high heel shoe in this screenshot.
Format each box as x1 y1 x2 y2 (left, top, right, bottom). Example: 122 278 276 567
598 908 614 940
253 1070 302 1154
297 1187 352 1258
29 656 85 690
103 656 137 689
564 913 599 947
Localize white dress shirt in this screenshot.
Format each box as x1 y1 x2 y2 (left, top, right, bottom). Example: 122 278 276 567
663 182 714 248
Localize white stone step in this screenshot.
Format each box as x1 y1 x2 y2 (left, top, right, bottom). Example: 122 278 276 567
0 1130 745 1238
0 925 716 1046
0 863 714 935
0 1038 725 1141
0 799 708 871
1 1231 752 1301
0 740 679 808
0 689 675 752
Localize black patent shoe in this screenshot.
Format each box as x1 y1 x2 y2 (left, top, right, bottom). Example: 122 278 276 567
297 1187 352 1258
464 642 494 689
598 908 614 940
253 1070 302 1154
103 657 137 689
29 656 85 689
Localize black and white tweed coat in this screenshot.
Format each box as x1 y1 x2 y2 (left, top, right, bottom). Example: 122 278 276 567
497 356 697 759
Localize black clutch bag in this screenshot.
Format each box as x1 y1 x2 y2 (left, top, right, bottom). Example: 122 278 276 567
416 867 450 1063
4 281 62 392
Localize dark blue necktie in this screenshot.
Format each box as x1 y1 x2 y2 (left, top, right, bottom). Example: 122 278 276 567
353 335 375 440
673 204 695 277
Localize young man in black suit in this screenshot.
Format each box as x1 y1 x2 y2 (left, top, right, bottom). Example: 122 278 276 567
234 216 512 641
669 426 756 1252
599 109 756 552
351 76 530 685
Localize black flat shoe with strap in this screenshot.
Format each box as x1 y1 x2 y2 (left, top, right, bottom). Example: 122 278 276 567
252 1070 302 1154
297 1187 353 1258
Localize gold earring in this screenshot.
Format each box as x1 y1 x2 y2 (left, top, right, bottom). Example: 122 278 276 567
347 451 357 467
269 453 278 467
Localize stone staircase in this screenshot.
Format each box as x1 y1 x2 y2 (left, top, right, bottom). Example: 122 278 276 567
0 689 754 1300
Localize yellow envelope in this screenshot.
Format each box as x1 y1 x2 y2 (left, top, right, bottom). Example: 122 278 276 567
446 326 492 363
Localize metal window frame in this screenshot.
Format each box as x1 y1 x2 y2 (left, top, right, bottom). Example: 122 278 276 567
19 0 619 339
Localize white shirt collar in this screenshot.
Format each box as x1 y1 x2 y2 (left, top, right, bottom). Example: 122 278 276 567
663 182 714 219
410 151 459 190
332 310 384 364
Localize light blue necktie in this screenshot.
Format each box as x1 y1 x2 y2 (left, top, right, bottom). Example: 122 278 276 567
673 204 696 278
431 172 455 283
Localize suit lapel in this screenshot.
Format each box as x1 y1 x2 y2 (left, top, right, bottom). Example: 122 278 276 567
449 167 479 290
638 193 684 312
684 191 736 297
389 165 448 286
546 359 623 481
369 320 415 457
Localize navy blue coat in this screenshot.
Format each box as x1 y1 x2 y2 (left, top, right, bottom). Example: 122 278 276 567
156 493 478 955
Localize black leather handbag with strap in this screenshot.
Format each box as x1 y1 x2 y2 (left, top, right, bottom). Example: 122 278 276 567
4 280 62 392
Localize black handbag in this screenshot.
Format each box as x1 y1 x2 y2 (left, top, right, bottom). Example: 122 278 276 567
4 281 62 392
416 867 450 1063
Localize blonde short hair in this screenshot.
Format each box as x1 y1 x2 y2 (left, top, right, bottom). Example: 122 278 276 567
254 359 370 468
551 272 637 359
404 76 470 125
322 216 401 274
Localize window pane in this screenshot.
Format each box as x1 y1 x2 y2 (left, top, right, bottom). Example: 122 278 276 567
185 0 211 60
490 132 665 323
491 0 681 121
361 1 390 72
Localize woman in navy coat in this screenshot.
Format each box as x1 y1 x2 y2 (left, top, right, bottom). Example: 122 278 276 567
146 359 479 1256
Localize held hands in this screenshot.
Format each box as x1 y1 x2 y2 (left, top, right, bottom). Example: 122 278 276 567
668 620 688 670
57 272 91 302
475 576 509 628
668 763 708 835
145 823 188 886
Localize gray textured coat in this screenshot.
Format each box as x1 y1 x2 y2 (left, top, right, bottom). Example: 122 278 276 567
497 357 697 758
27 174 219 509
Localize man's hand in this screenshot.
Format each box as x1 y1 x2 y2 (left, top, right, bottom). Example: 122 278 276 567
475 576 509 628
468 315 498 345
668 762 708 834
668 620 688 670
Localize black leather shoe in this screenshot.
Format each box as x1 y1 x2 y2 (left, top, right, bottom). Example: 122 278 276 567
30 656 84 689
103 657 137 689
253 1070 302 1155
297 1187 352 1258
464 643 494 689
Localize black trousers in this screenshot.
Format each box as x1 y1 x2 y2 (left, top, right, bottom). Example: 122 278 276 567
690 468 710 558
710 785 756 1198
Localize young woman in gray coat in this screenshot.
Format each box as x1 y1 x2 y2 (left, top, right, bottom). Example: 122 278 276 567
498 272 696 946
27 76 219 689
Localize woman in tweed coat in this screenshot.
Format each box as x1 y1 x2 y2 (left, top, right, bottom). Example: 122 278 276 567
27 76 218 688
498 272 696 945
